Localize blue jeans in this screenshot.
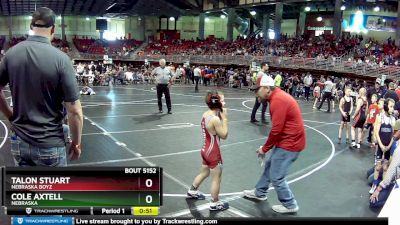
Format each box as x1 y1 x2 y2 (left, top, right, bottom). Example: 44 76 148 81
370 183 394 208
255 147 299 209
10 133 67 167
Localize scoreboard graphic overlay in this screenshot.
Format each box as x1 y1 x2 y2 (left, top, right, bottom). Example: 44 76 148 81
1 167 162 216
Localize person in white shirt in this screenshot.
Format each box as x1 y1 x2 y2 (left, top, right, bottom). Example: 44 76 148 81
303 73 313 101
76 63 84 75
175 65 182 80
125 71 134 83
152 59 175 114
80 86 96 95
193 66 201 92
317 77 334 112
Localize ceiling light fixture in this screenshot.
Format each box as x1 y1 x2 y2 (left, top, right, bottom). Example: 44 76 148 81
106 3 116 11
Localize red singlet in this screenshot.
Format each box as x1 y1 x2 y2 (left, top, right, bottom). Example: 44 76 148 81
200 115 222 169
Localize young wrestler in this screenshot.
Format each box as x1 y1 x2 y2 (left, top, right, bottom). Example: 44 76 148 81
351 88 368 149
370 98 396 194
338 88 353 144
187 91 229 211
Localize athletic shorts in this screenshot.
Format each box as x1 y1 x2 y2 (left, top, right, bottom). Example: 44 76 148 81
342 114 350 122
364 123 373 130
376 146 391 161
353 113 366 128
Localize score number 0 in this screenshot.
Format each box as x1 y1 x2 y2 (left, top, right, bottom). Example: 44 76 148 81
145 179 153 203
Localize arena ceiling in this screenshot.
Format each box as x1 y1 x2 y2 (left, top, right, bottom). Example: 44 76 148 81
0 0 398 17
0 0 203 17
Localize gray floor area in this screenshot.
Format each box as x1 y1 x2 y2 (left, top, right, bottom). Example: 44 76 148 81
0 84 379 222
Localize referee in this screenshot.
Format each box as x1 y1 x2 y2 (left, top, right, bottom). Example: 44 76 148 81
152 59 174 114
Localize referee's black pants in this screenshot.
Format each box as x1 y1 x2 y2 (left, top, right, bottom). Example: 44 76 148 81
318 92 332 112
304 86 311 101
251 97 268 121
194 77 200 92
157 84 171 112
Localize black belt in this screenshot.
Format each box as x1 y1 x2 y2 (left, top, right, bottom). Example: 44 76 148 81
157 83 168 86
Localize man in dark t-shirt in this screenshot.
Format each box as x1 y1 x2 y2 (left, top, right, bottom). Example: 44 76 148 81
0 7 83 166
367 78 385 105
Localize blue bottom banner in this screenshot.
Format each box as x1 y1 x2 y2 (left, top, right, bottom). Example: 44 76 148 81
12 217 73 225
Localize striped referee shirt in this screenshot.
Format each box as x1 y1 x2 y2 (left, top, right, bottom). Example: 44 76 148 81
151 66 173 84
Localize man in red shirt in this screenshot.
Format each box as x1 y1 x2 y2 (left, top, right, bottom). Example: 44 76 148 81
243 75 306 214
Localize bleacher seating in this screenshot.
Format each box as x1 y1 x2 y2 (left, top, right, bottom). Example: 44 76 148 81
144 37 265 56
73 38 97 53
9 36 27 47
353 38 400 66
143 35 362 58
73 38 142 56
